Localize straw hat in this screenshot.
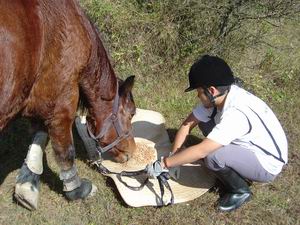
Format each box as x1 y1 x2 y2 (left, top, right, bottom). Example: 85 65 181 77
101 108 216 207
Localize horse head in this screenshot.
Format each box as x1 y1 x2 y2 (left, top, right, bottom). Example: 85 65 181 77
86 76 137 163
105 76 137 162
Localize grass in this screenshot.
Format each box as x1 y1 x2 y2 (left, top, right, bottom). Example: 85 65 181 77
1 1 300 225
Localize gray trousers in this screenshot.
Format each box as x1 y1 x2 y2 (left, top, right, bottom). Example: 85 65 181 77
198 121 276 182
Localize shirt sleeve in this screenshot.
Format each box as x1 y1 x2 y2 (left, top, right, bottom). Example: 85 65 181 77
207 108 250 145
192 105 214 123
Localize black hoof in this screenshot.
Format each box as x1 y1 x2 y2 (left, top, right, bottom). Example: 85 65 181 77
65 178 93 201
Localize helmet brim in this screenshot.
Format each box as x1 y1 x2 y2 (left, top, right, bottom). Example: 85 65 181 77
184 86 195 92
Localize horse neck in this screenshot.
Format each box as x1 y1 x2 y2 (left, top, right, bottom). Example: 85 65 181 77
80 24 117 134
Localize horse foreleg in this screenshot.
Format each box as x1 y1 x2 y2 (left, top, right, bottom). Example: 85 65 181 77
48 116 97 201
15 131 48 210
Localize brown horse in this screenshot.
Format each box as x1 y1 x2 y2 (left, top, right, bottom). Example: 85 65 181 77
0 0 136 209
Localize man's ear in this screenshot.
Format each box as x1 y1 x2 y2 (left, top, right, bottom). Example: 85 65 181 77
119 76 135 95
208 86 218 96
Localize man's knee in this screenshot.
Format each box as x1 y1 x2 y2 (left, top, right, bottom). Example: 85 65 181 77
204 151 223 171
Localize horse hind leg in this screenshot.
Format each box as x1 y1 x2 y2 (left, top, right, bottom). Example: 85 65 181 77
14 131 48 210
48 113 97 201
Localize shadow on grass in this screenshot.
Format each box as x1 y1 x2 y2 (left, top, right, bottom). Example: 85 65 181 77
0 118 32 185
40 154 63 194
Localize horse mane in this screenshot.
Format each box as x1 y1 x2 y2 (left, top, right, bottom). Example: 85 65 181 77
77 8 118 116
92 21 117 99
77 78 124 117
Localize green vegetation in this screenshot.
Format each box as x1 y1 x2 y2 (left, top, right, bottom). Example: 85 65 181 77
0 1 299 224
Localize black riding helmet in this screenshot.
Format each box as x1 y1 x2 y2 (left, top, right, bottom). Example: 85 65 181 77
185 55 235 92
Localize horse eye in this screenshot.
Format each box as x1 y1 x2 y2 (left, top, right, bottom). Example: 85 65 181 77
130 109 136 118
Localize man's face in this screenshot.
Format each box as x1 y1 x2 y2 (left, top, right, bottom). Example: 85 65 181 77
196 87 212 108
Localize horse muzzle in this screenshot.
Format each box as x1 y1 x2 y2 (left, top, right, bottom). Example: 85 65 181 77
111 139 136 163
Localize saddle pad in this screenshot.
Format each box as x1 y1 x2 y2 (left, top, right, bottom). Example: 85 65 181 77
100 108 216 207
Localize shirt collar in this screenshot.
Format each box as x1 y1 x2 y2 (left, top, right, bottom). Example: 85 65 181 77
220 85 239 114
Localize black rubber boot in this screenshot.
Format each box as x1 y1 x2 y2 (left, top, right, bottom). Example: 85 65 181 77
65 178 93 201
214 167 252 212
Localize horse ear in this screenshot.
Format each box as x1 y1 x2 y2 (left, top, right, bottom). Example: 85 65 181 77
119 76 135 95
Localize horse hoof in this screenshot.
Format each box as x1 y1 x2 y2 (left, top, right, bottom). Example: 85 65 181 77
65 178 97 201
14 182 39 210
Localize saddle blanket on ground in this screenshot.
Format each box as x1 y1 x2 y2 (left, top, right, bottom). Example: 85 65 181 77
101 108 215 207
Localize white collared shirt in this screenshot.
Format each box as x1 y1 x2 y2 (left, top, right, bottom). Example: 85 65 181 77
193 85 288 175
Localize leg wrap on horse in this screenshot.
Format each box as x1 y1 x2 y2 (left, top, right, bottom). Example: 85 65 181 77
25 131 48 175
59 165 81 192
14 131 47 210
60 165 97 200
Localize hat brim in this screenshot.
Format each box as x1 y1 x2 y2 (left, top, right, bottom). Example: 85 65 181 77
99 108 215 207
184 86 195 92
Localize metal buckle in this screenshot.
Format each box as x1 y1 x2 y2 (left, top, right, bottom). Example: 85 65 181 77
111 114 117 121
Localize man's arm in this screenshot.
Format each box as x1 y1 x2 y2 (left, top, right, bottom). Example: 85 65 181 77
171 113 199 154
166 138 222 168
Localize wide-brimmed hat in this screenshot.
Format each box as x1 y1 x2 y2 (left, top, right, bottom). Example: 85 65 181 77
99 108 216 207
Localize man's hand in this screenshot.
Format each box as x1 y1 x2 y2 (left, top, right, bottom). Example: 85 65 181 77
146 160 169 178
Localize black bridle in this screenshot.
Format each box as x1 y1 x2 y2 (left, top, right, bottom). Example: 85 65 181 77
86 82 132 154
76 82 174 206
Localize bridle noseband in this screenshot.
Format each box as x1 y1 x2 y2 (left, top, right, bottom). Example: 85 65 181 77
86 83 132 154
